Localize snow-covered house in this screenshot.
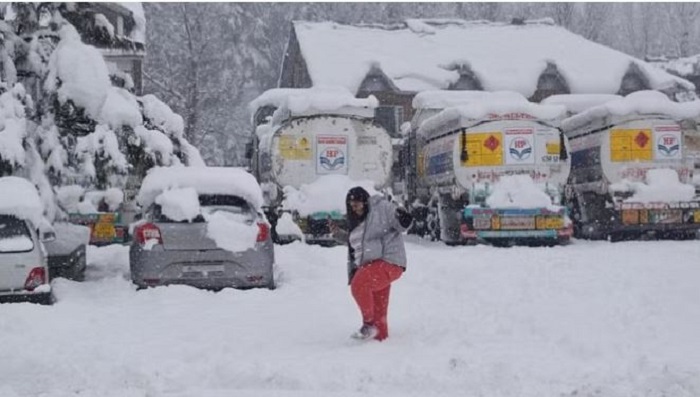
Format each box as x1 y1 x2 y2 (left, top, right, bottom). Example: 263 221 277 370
6 3 145 95
62 3 146 95
279 18 695 135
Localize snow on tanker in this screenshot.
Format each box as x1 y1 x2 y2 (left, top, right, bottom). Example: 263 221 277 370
408 91 572 246
248 87 394 244
560 91 700 241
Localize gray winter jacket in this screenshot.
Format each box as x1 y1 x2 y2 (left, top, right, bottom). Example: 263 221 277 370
334 195 410 283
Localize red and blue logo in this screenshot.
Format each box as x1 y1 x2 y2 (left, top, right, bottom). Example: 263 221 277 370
657 134 679 157
509 137 532 160
319 147 345 170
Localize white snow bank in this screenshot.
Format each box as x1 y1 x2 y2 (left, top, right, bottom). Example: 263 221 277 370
276 212 303 239
610 168 696 203
204 210 259 252
485 174 557 209
294 20 693 97
562 91 700 131
138 166 264 210
8 237 700 396
412 90 527 109
0 176 44 224
155 187 201 222
282 174 379 216
541 94 623 115
419 99 566 136
45 25 111 120
249 86 378 121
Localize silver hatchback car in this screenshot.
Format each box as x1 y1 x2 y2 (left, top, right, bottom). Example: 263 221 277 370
129 167 275 290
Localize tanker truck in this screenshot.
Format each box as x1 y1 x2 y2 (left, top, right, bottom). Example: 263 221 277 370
247 87 394 245
560 90 700 241
409 92 572 246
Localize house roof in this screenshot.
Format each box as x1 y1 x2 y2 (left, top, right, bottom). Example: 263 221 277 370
291 19 695 97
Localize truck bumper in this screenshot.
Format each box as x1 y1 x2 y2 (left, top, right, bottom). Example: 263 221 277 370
461 207 572 244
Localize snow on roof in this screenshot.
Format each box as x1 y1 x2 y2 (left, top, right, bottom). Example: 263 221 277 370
119 2 146 43
653 55 700 77
418 98 567 136
137 166 263 210
293 19 694 97
541 94 623 115
413 90 527 109
249 86 378 121
562 90 700 132
0 176 44 224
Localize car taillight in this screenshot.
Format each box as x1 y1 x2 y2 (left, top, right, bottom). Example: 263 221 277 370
257 222 269 242
24 267 46 291
135 223 163 246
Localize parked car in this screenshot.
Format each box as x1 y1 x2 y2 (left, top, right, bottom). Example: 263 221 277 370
129 167 275 290
0 177 54 305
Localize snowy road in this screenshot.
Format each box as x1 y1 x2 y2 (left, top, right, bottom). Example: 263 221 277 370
1 238 700 397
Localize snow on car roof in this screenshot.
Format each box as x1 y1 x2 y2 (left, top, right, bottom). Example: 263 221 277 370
412 90 527 110
249 86 378 120
137 166 264 210
418 98 567 137
293 19 693 97
561 90 700 132
0 177 44 224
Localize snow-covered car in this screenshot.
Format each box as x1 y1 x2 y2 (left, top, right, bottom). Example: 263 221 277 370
129 167 275 290
0 177 54 304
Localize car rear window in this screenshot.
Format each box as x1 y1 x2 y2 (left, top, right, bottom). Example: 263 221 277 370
152 194 253 223
199 195 254 222
0 215 34 253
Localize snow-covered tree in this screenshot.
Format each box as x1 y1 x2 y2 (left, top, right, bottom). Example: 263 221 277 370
1 3 203 218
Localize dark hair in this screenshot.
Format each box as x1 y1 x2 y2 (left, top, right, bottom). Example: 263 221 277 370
346 186 370 231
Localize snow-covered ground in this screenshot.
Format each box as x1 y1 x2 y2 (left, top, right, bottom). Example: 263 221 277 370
1 238 699 397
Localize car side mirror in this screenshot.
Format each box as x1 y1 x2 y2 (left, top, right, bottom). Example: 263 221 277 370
41 229 56 243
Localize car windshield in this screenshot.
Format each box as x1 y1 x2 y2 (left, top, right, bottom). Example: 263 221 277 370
0 215 34 253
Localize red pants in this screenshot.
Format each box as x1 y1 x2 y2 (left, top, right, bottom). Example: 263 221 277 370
350 259 403 341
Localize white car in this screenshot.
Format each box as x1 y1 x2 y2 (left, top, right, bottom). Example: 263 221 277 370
0 177 54 305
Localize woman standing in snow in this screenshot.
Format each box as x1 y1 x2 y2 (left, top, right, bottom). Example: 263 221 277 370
330 187 413 341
